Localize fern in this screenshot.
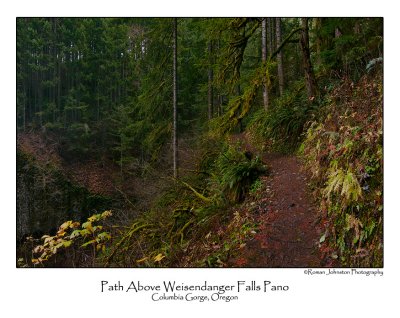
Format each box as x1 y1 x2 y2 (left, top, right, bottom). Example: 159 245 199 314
213 145 267 203
324 168 345 199
324 165 362 207
248 85 319 152
341 171 362 202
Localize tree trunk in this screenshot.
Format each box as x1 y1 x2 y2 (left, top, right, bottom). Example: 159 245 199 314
207 40 214 120
261 18 269 110
267 18 273 57
23 83 26 131
300 18 318 99
314 18 322 67
52 18 58 124
38 68 43 127
271 18 276 56
276 17 284 96
172 18 178 179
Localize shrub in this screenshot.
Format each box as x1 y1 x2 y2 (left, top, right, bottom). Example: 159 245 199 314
29 211 113 267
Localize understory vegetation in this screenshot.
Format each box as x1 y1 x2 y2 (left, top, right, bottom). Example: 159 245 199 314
23 139 267 267
17 17 383 268
301 73 383 267
247 82 319 153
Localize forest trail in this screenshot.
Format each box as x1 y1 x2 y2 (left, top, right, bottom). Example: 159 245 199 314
230 138 324 267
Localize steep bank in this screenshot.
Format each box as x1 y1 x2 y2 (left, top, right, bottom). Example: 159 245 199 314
17 133 113 242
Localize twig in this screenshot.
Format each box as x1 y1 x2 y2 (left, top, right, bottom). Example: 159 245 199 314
174 178 212 203
104 223 150 267
114 186 136 209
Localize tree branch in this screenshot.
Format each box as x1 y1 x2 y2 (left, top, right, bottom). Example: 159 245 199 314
270 27 303 60
175 178 212 203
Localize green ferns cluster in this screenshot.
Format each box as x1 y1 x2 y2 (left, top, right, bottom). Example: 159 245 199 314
247 83 319 152
324 162 362 207
301 74 383 267
212 144 266 203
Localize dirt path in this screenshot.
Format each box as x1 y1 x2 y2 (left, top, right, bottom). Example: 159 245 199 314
233 153 324 267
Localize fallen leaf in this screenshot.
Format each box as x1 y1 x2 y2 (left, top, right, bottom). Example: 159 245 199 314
136 257 149 263
154 253 165 262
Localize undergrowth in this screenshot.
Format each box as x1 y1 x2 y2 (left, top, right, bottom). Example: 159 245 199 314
300 71 383 267
247 81 320 153
101 137 266 267
22 211 113 267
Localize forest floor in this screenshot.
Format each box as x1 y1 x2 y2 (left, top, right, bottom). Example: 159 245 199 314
228 136 327 267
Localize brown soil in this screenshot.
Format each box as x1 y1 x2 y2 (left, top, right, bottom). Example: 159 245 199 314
231 152 325 267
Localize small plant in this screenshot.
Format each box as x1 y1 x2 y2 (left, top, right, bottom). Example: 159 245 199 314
214 146 267 203
249 179 262 196
324 166 362 208
31 210 112 266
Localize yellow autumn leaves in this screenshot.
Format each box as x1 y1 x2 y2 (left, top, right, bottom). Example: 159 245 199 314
31 210 113 265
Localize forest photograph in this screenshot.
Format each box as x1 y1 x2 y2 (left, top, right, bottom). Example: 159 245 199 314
16 17 383 268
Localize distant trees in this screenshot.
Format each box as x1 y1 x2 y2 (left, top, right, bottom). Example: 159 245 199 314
260 17 284 106
17 17 383 174
17 18 137 158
